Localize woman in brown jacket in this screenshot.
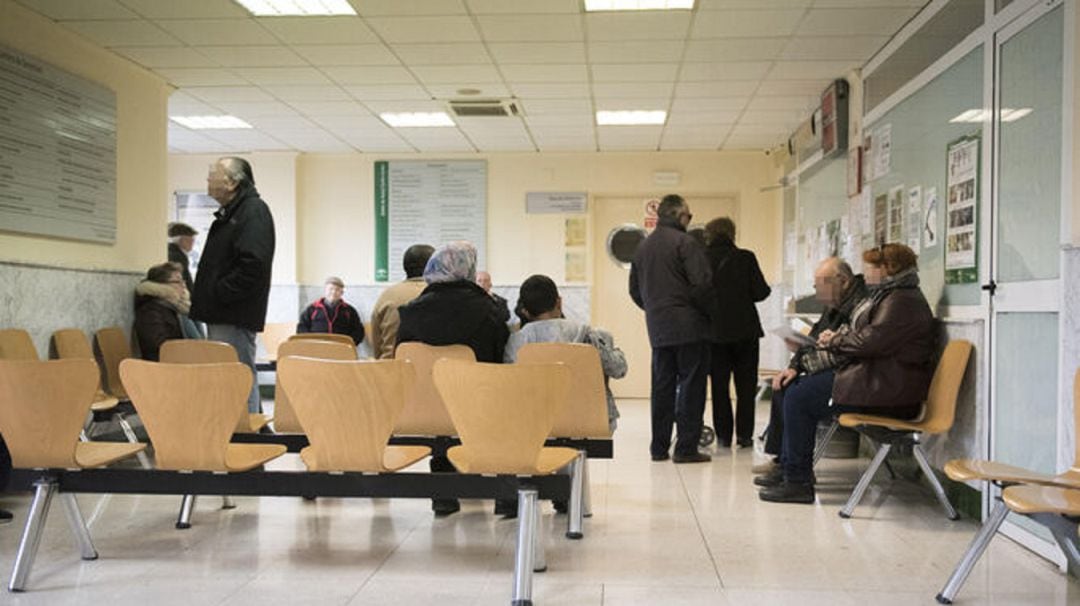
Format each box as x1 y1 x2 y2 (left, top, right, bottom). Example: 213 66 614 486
759 244 935 504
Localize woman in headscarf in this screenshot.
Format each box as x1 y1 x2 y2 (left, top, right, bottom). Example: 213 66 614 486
134 261 204 361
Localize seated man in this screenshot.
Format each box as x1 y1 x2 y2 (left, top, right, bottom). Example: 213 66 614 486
476 270 511 324
297 276 365 345
505 274 626 432
369 244 434 359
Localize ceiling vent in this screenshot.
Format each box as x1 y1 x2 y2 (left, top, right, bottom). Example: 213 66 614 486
447 99 521 118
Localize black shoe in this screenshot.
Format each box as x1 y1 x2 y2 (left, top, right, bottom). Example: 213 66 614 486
432 498 460 517
672 452 711 464
719 440 732 449
494 499 518 518
0 509 11 524
759 481 815 504
553 500 568 514
736 438 754 448
651 452 670 461
752 468 783 488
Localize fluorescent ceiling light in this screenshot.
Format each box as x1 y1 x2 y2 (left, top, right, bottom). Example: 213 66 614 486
1000 108 1032 122
170 115 252 129
949 108 1032 123
234 0 357 17
585 0 694 10
380 112 456 128
596 110 666 125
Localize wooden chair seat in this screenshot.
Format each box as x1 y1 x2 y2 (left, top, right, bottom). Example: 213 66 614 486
225 443 287 472
300 444 430 473
75 442 148 469
944 459 1080 488
89 395 120 412
837 412 926 433
1002 485 1080 515
241 414 273 433
448 445 578 475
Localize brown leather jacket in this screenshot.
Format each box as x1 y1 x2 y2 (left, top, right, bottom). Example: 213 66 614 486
828 283 936 410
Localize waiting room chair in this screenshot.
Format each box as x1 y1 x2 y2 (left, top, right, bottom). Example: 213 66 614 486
0 328 38 360
820 339 973 519
433 358 582 605
393 342 475 437
278 357 429 472
93 326 130 400
0 358 147 591
936 368 1080 604
272 338 358 433
257 322 294 367
159 340 272 433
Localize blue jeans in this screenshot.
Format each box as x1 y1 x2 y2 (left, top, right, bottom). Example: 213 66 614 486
207 324 261 413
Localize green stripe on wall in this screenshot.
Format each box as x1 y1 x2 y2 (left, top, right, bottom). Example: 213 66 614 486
374 161 389 282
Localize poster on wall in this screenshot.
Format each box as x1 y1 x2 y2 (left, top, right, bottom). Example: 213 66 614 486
175 191 218 277
887 185 904 244
873 192 888 246
906 186 922 251
924 187 939 248
863 123 892 182
945 134 981 283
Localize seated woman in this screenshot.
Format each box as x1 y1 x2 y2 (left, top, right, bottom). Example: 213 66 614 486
396 241 511 517
759 243 935 504
134 262 204 361
505 274 627 431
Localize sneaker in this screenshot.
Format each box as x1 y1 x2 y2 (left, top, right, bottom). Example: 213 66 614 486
672 452 711 464
758 481 815 504
0 509 11 524
432 498 460 517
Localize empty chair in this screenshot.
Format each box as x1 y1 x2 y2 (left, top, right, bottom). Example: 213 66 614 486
0 328 38 360
393 342 475 436
256 322 295 367
277 357 429 472
0 358 147 591
432 358 582 605
273 338 357 433
93 326 131 400
288 332 356 347
159 340 272 433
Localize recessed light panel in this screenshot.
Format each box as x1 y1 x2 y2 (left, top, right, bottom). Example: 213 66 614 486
380 112 456 127
596 110 667 125
584 0 694 11
170 115 253 129
234 0 357 17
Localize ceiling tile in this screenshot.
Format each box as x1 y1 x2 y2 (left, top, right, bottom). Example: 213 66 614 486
156 19 277 46
258 17 378 44
18 0 137 20
364 100 446 113
155 67 242 86
346 137 416 152
588 41 684 64
768 60 859 80
425 83 511 98
780 36 887 60
343 85 433 100
797 8 920 36
242 67 334 86
740 109 807 124
700 0 811 8
119 0 249 18
410 64 501 84
660 135 721 150
670 97 748 112
184 86 276 102
292 45 399 66
114 46 217 68
285 100 371 117
213 100 299 117
308 115 387 130
365 16 480 43
354 0 466 16
520 99 592 115
465 0 579 13
684 38 787 62
813 0 926 6
322 66 417 85
501 64 588 83
729 123 793 136
593 82 674 99
472 139 536 152
586 13 691 41
510 83 591 98
691 10 804 38
667 110 742 125
680 62 772 81
264 85 352 101
456 117 528 134
246 115 322 132
487 42 585 64
664 124 731 138
722 134 780 149
63 20 181 47
755 79 830 96
392 43 492 66
674 80 760 97
526 114 594 128
197 46 307 68
749 95 819 110
592 63 679 83
475 15 584 42
203 130 292 151
167 92 219 114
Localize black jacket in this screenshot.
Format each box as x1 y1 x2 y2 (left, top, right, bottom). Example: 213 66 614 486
629 217 713 348
706 240 770 343
397 280 510 363
134 295 182 362
298 299 365 345
168 242 194 293
189 185 275 332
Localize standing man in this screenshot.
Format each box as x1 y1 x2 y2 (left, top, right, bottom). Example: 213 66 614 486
190 157 275 414
630 194 714 463
297 276 365 345
370 244 435 359
167 222 197 293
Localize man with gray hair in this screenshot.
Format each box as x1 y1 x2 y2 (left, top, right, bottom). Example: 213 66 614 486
190 157 275 413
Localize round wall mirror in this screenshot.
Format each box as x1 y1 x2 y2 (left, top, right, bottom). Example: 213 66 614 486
606 224 647 268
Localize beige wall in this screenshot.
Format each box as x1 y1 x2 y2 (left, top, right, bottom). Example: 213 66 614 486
0 0 169 272
170 151 782 288
1072 0 1080 244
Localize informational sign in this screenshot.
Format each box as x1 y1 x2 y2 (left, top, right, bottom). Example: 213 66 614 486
526 191 586 214
0 45 117 243
863 123 892 182
643 197 659 231
174 191 218 276
373 160 486 282
887 185 904 244
906 185 922 251
945 134 980 283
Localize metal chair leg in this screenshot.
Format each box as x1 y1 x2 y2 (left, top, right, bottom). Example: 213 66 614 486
60 494 98 560
176 495 196 529
532 499 547 573
221 496 236 509
812 419 839 467
114 413 151 469
913 445 958 520
512 488 538 606
838 442 891 519
936 499 1010 604
566 450 585 539
9 480 57 592
581 452 593 518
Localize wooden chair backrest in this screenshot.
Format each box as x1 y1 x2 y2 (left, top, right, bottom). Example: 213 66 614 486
0 329 38 360
919 340 974 434
159 339 238 364
278 357 412 472
393 342 475 435
289 332 355 347
274 339 358 433
51 328 108 397
94 326 132 399
433 359 570 474
258 322 295 361
121 359 250 471
0 359 99 468
516 342 611 438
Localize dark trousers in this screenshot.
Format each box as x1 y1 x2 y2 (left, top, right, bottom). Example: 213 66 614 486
709 339 760 445
0 432 10 493
780 370 920 484
764 386 785 456
651 342 710 458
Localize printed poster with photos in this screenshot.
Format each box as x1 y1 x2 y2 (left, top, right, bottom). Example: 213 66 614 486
945 134 980 284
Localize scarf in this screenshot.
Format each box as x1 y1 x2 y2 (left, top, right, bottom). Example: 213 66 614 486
136 280 191 314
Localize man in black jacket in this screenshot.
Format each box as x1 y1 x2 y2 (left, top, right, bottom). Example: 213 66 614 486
630 194 714 463
167 222 197 293
297 276 365 345
190 157 275 414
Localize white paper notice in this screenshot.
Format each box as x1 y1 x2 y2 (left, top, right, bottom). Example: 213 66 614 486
906 186 922 251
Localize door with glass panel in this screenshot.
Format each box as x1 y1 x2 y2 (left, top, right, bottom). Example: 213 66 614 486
988 1 1065 562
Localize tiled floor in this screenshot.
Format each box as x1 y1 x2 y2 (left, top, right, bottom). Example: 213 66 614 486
1 399 1077 605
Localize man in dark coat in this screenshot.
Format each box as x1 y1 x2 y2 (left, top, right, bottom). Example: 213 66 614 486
297 276 365 345
629 194 714 464
190 157 275 413
167 222 197 293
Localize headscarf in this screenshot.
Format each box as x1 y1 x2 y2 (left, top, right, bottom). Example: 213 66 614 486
423 241 477 284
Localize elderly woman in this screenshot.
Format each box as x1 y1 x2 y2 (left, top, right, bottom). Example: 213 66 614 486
134 262 204 361
395 241 511 517
759 243 935 504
